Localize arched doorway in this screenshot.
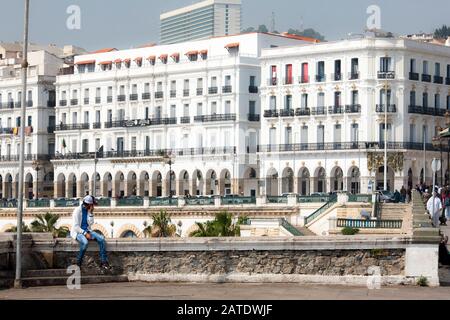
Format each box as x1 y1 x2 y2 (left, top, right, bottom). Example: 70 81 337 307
330 167 344 192
114 171 125 198
139 171 149 197
219 169 231 195
266 168 278 196
315 167 327 193
407 168 413 189
243 167 258 197
120 230 137 238
178 170 190 196
91 172 101 196
205 170 218 195
80 173 89 196
102 172 113 197
376 166 395 191
297 168 310 196
68 174 77 198
25 173 33 199
347 167 361 194
56 173 66 198
281 167 294 194
5 174 13 199
152 171 162 197
126 171 137 196
165 170 176 197
192 170 203 196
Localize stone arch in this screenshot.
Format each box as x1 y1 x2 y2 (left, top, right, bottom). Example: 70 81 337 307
347 166 361 194
266 167 278 196
192 169 204 196
116 223 143 238
91 223 109 238
67 173 77 198
205 169 218 195
314 167 327 193
0 223 15 232
219 169 231 195
56 173 66 198
330 166 344 192
243 167 258 197
297 167 310 196
376 166 395 191
178 170 190 196
80 173 90 197
114 171 125 198
139 171 150 197
281 167 294 194
407 168 413 189
25 172 33 199
102 172 113 198
126 171 138 196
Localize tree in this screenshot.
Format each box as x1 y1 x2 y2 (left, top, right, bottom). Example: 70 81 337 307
5 222 31 233
287 28 325 41
241 26 256 33
434 25 450 39
30 212 69 238
189 212 248 237
257 24 269 33
151 210 176 237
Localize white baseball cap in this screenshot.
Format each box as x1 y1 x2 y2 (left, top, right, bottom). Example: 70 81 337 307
83 195 98 205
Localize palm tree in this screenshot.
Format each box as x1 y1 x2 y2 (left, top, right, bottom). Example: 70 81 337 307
151 210 175 237
189 212 248 237
30 212 69 238
5 222 31 233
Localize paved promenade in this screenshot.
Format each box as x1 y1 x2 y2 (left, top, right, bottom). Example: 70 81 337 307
1 282 450 300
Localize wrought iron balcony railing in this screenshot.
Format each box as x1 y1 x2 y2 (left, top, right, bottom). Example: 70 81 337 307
409 72 419 81
422 74 431 82
375 104 397 113
377 71 395 79
295 108 311 116
194 114 236 122
264 109 279 118
248 114 260 122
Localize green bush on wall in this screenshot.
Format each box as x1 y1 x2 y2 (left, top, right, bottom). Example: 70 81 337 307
341 227 360 235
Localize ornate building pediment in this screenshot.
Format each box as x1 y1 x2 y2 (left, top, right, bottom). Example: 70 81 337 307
367 152 404 172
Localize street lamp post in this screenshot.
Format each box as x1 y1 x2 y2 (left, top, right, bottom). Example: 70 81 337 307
164 152 174 199
15 0 30 289
432 136 443 187
31 160 41 200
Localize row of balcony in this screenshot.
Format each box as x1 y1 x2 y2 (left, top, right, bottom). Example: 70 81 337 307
264 105 362 118
55 114 242 131
57 86 245 107
53 146 238 160
258 141 450 153
409 72 450 85
407 105 448 116
0 154 50 162
0 101 34 109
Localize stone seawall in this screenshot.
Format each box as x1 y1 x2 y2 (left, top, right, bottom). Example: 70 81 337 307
0 233 440 286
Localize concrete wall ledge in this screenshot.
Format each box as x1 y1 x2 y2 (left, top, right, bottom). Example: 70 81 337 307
128 273 420 287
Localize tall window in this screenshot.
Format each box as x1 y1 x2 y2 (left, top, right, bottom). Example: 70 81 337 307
317 61 325 81
317 125 325 144
380 57 392 72
334 60 341 80
249 101 256 115
285 95 292 110
249 76 256 87
334 91 341 106
379 123 392 142
435 62 441 76
380 89 392 106
269 127 276 146
301 94 308 108
285 127 292 144
410 91 416 106
224 101 231 114
285 64 293 84
334 124 342 144
301 126 308 145
270 96 276 110
270 66 277 85
317 92 325 107
447 95 450 110
301 63 309 83
351 90 359 105
351 123 359 142
435 94 440 108
423 92 429 108
410 59 416 73
351 58 359 78
410 123 416 142
423 61 429 74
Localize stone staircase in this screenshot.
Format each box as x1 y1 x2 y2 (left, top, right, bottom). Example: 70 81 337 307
294 226 316 236
0 268 128 289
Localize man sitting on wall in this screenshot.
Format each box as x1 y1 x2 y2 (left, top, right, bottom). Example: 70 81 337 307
70 195 111 270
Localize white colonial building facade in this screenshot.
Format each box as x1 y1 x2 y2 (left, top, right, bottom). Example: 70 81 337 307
258 37 450 196
52 33 309 200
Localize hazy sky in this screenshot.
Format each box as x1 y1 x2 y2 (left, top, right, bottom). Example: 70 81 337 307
1 0 449 51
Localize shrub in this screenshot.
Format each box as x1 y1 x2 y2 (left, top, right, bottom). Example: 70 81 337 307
417 276 429 287
341 227 360 235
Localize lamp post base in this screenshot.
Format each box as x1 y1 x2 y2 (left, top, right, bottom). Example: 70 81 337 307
14 279 23 289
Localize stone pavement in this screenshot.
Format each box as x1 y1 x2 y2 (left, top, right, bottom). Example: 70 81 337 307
1 282 450 300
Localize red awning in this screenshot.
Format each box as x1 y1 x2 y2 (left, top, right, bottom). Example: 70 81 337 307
199 49 208 54
98 61 112 65
134 57 143 62
147 55 156 61
171 53 180 58
185 50 198 56
159 54 168 60
123 58 131 63
114 59 122 64
225 42 239 49
75 60 95 65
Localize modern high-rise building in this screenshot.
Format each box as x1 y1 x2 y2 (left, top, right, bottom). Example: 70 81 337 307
160 0 241 45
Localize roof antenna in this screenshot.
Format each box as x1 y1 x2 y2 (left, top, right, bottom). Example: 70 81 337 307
270 11 276 33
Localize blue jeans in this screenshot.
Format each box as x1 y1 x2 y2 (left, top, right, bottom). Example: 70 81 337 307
76 231 108 264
